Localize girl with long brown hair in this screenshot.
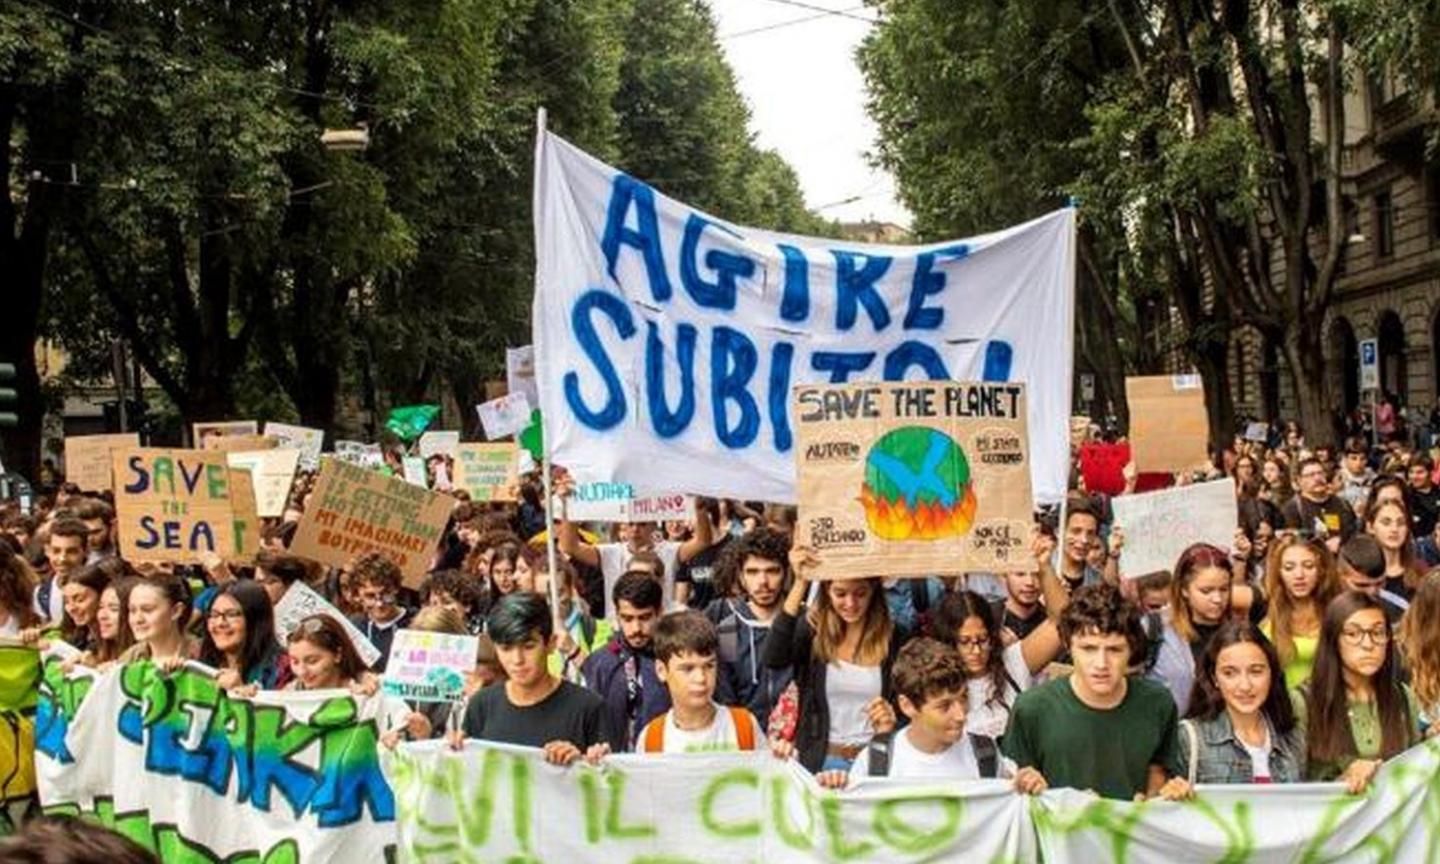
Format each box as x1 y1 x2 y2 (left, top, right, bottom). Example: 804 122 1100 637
1398 569 1440 729
1364 496 1423 599
764 546 901 773
84 577 138 667
1261 534 1339 689
0 543 40 639
1297 591 1419 792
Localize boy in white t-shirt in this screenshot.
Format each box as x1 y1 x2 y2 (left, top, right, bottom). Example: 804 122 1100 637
816 638 1040 792
637 611 763 754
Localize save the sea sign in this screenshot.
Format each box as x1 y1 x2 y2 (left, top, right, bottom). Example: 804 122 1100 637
793 381 1034 579
112 448 245 564
533 130 1074 505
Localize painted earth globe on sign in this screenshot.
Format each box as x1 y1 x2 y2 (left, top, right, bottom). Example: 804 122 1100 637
861 426 979 540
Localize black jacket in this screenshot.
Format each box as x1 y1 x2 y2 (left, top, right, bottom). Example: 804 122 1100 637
762 608 904 772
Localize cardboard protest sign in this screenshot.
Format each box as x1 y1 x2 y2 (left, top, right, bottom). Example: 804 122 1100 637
1110 478 1237 577
1079 441 1130 497
111 448 241 564
1126 375 1209 472
401 456 428 487
272 581 382 668
63 433 139 492
793 381 1034 579
202 434 277 453
506 345 539 408
289 458 454 588
334 440 384 469
1244 421 1269 443
476 392 532 440
226 448 300 518
191 420 259 448
454 443 518 502
565 479 694 523
264 422 324 470
381 629 477 703
533 130 1075 506
417 431 459 461
227 467 260 564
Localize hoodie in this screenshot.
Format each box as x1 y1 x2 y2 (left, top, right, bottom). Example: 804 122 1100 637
581 634 670 753
704 598 793 729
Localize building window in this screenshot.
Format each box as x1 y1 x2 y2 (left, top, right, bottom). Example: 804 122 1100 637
1375 189 1395 258
1429 165 1440 242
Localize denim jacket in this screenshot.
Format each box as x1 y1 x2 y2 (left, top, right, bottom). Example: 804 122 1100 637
1179 712 1306 784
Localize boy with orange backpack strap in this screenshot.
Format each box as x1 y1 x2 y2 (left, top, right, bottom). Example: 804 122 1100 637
637 611 763 754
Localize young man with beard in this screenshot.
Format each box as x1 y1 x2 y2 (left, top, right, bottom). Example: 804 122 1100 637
1001 583 1191 801
74 498 117 563
704 527 794 724
582 572 669 752
1283 457 1358 550
452 592 611 766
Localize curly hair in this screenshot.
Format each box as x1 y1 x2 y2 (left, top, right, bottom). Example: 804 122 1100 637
892 637 967 710
421 569 484 616
715 527 791 601
1059 583 1145 662
349 551 403 592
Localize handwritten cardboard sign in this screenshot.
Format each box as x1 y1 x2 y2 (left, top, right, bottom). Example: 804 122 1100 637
272 581 382 668
264 422 324 471
64 433 140 493
793 381 1035 579
202 434 277 454
1244 422 1270 444
228 467 260 565
1110 478 1238 578
1126 375 1209 473
454 443 518 502
192 421 259 448
227 448 301 518
476 392 533 440
381 629 478 703
334 440 384 470
401 456 428 488
1079 441 1131 497
112 448 242 564
565 480 694 524
289 458 454 589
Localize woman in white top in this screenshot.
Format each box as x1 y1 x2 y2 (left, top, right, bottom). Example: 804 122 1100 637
934 539 1069 738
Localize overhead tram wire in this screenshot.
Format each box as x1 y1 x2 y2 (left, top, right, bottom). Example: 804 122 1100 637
748 0 878 25
721 5 872 39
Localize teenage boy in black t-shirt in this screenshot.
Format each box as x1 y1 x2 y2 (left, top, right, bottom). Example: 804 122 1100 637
451 592 612 766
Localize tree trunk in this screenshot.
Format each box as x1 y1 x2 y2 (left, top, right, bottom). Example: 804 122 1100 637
1282 324 1333 446
1192 337 1235 452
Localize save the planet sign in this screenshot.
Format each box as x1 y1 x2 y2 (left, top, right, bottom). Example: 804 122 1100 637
793 381 1034 578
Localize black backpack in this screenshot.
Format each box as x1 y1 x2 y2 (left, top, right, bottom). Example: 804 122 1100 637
866 731 1000 778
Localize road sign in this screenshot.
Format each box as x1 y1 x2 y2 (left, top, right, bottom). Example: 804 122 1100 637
1360 338 1379 391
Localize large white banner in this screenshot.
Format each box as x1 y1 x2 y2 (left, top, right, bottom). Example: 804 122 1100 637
35 658 396 863
533 130 1075 504
387 739 1440 863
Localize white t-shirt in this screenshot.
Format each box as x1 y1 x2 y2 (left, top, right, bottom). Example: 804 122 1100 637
598 541 682 616
826 661 883 746
1241 725 1273 781
851 729 1015 782
964 641 1033 738
638 703 762 754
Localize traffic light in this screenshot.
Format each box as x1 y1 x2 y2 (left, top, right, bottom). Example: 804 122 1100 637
0 363 16 429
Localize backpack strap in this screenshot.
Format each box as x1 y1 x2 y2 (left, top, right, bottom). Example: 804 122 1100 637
867 730 896 777
969 733 999 779
643 714 666 753
1180 719 1199 786
728 707 756 751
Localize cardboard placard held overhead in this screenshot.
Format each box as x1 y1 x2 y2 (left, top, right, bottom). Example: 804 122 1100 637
476 392 532 440
227 467 260 565
226 448 301 518
1110 478 1238 578
289 458 454 588
564 479 694 524
192 421 260 448
417 431 459 461
506 345 539 409
1126 375 1210 473
454 443 518 502
264 422 325 471
793 381 1035 579
382 629 478 703
334 440 384 469
111 448 242 564
64 433 140 493
202 434 277 453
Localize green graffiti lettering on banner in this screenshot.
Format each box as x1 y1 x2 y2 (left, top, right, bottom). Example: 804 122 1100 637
43 805 299 864
819 795 876 860
1030 796 1147 863
769 775 816 850
1186 797 1255 864
511 752 533 851
698 769 760 839
579 770 657 842
871 795 962 854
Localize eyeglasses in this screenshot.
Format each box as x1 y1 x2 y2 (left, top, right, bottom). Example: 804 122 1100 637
208 609 244 623
956 637 990 651
1340 626 1390 646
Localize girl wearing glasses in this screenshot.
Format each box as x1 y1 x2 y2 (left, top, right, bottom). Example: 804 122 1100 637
1294 592 1419 792
931 535 1070 738
199 580 290 691
286 614 431 747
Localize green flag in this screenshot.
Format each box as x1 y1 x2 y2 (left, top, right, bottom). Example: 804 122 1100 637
519 409 543 461
385 405 440 442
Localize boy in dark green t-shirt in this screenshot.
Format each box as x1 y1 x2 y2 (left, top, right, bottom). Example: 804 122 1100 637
1002 584 1191 801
